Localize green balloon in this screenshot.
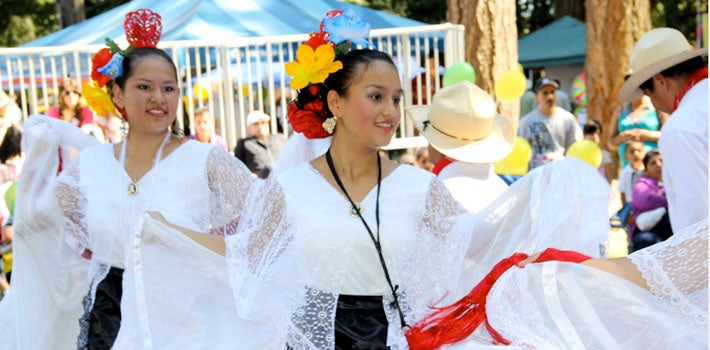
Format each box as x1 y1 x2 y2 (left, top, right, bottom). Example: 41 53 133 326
5 181 16 217
442 62 477 87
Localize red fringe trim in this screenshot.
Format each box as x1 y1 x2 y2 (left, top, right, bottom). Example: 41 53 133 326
405 248 591 349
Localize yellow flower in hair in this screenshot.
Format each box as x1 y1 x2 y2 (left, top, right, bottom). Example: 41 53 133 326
82 82 119 118
286 44 343 90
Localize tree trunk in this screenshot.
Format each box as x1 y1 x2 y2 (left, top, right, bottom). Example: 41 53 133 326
56 0 86 28
447 0 519 124
585 0 651 175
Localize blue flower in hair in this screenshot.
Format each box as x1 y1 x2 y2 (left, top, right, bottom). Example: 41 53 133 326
97 53 124 80
323 8 371 48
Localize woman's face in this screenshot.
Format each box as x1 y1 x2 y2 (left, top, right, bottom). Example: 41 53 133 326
113 55 179 136
61 89 81 108
645 153 663 181
329 60 403 148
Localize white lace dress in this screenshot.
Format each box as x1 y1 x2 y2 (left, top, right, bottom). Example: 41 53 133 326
0 115 278 349
446 220 708 349
227 135 611 349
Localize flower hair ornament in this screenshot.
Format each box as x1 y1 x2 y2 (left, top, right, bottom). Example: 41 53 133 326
84 8 163 119
285 8 372 139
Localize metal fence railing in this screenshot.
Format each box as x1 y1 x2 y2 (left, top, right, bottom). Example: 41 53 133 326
0 23 465 150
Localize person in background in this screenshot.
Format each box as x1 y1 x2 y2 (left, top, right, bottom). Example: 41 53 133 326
409 81 513 213
187 107 228 151
397 151 416 166
553 79 572 112
618 27 708 233
0 90 23 142
608 95 666 168
582 120 613 183
234 110 286 178
415 147 434 172
631 150 672 251
47 78 98 137
518 77 582 170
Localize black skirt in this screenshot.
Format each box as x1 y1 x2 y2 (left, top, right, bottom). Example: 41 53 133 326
334 294 389 350
85 266 124 350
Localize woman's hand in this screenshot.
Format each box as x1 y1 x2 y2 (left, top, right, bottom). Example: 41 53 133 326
146 211 226 256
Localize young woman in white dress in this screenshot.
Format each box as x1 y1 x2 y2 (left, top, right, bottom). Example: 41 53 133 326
0 9 278 350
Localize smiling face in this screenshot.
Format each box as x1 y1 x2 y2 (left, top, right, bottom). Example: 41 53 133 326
112 52 179 136
328 59 403 149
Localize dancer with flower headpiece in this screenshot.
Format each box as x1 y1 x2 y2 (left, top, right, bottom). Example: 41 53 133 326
0 8 281 350
211 8 616 350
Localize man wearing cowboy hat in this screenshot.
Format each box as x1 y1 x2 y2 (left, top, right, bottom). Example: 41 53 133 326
618 27 708 234
518 77 582 170
406 81 515 213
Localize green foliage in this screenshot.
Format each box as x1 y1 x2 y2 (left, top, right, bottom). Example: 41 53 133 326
652 0 707 45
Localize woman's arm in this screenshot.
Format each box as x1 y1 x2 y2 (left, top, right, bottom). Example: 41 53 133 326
146 211 226 256
581 257 648 290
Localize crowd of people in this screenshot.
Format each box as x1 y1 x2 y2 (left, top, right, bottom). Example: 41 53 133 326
0 7 706 350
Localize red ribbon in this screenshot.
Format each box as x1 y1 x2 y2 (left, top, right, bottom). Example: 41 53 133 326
673 67 707 111
406 248 591 350
432 157 454 176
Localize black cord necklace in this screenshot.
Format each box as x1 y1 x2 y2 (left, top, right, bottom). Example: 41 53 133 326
325 148 409 329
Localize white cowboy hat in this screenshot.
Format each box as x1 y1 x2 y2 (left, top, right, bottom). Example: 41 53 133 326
618 27 708 103
406 81 515 163
246 110 271 125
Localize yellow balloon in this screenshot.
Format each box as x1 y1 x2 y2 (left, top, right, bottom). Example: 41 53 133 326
193 82 210 101
494 137 532 176
494 69 527 101
566 140 603 168
517 63 524 73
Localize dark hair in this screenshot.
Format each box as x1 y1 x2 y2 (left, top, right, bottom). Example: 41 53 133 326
113 47 182 135
583 120 603 135
643 149 661 168
293 49 397 120
639 56 707 92
0 125 22 164
114 47 177 89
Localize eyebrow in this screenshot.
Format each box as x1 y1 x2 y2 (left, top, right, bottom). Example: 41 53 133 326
366 84 403 94
134 78 177 84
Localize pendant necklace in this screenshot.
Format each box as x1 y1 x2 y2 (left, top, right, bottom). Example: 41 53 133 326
120 131 172 196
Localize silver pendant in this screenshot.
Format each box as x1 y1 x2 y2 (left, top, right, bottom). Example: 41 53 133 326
127 182 138 196
350 203 362 218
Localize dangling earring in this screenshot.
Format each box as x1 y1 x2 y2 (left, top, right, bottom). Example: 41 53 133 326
322 116 337 134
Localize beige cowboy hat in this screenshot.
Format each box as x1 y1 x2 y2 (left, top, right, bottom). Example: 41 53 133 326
406 81 515 163
618 27 708 103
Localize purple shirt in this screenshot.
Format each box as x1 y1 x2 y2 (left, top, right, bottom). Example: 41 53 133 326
631 175 667 234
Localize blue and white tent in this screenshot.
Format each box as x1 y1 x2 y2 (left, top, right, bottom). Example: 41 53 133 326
23 0 426 47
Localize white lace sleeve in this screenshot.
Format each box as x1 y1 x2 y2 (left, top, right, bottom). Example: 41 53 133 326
205 148 255 236
55 160 91 257
226 175 290 319
628 219 708 329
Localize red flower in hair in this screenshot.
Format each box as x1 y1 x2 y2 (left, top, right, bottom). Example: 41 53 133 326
304 31 330 50
124 9 163 48
288 100 330 139
91 48 115 87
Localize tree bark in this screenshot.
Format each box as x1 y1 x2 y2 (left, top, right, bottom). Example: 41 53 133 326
585 0 651 175
56 0 86 28
447 0 519 124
